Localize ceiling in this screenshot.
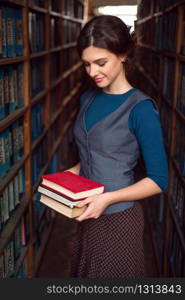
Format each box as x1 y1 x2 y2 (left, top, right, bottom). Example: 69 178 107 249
92 0 138 8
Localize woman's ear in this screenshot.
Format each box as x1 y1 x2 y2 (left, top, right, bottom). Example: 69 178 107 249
120 55 126 63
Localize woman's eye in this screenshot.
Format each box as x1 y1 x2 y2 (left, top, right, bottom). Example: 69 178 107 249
98 63 106 67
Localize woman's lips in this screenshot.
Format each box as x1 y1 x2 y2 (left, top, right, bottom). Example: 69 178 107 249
94 77 104 83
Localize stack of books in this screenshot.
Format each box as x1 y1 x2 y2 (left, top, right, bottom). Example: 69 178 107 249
38 171 105 218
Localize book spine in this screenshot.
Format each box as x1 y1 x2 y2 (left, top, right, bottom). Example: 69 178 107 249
1 6 7 58
0 67 5 120
15 8 23 56
0 129 11 178
0 255 5 278
0 7 2 56
4 240 15 277
8 65 16 113
6 7 16 58
14 173 20 207
8 180 15 213
17 63 24 107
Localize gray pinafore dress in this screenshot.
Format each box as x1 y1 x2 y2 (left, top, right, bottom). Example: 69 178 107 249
71 89 153 277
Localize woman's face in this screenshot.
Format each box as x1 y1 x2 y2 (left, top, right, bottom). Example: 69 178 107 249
82 46 125 90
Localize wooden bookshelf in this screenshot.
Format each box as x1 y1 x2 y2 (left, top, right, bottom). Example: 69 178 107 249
135 0 185 277
0 0 87 277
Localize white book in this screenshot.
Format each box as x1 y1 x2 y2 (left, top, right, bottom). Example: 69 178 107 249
38 185 82 208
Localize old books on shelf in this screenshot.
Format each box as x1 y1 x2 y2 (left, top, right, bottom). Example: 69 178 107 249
38 171 105 218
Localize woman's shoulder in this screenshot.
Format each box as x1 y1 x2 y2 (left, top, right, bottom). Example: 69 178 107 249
80 88 98 107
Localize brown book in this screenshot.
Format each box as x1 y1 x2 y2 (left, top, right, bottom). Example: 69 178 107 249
40 194 87 218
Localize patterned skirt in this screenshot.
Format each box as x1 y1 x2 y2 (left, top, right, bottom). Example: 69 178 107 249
70 201 145 278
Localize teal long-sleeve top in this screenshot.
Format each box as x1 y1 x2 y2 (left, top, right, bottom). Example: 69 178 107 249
80 88 168 191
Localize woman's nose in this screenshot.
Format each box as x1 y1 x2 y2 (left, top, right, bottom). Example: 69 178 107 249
88 65 99 77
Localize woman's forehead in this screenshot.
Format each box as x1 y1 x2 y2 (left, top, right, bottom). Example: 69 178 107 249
82 46 113 61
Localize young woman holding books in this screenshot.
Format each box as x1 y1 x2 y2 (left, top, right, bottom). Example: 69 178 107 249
67 15 168 278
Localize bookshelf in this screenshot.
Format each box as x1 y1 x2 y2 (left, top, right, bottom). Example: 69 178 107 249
135 0 185 276
0 0 87 277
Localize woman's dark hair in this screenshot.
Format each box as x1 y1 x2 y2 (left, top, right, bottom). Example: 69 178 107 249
77 15 136 77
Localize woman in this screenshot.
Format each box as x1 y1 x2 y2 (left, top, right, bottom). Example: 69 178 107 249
68 15 168 278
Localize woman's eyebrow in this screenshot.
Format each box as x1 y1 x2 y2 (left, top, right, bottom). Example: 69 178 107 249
82 58 108 63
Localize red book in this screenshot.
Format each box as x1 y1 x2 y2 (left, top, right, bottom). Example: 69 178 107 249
41 171 105 200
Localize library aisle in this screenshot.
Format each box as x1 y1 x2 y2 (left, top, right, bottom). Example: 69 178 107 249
0 0 185 278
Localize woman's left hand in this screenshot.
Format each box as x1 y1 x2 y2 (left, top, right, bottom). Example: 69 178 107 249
75 192 111 222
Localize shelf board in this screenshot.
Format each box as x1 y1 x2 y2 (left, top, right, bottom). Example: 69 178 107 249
30 50 49 59
28 6 48 14
0 106 28 133
160 94 173 109
61 42 77 49
30 90 48 107
138 43 177 58
175 107 185 124
0 56 26 66
61 14 84 24
50 61 82 90
14 244 29 276
135 63 158 90
0 153 29 194
0 196 30 254
62 82 82 107
171 157 185 188
137 0 185 25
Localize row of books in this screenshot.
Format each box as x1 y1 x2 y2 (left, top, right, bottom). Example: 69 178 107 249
0 5 23 58
182 25 185 56
29 12 45 53
49 148 63 175
61 47 79 72
50 18 81 48
137 11 178 53
177 63 185 116
51 0 84 19
171 170 184 229
173 116 185 177
0 213 29 278
31 100 45 140
0 167 25 232
0 63 24 120
137 0 181 19
29 0 45 7
62 19 81 45
30 57 45 98
32 136 49 185
63 0 84 19
163 57 175 103
0 118 24 178
136 47 161 85
50 47 78 82
160 100 172 146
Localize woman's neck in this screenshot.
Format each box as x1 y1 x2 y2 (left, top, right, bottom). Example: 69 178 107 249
103 69 133 95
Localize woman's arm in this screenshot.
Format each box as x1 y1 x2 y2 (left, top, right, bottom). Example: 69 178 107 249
66 162 81 175
75 177 161 221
